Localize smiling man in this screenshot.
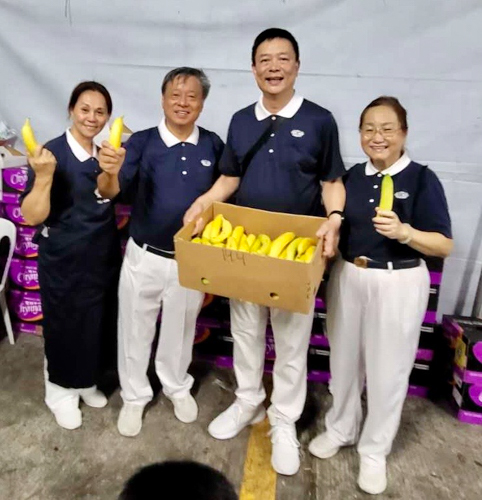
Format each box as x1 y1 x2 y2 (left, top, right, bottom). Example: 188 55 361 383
97 68 224 437
184 28 346 475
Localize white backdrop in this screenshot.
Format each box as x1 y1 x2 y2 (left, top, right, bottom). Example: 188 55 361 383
1 0 481 317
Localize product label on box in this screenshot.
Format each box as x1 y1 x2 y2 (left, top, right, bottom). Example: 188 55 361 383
9 258 39 289
8 290 43 321
2 167 28 192
14 226 38 258
4 204 27 225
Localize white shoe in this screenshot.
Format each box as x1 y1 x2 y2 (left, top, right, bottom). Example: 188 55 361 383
53 405 82 430
269 422 300 476
117 403 145 437
208 400 266 440
357 456 387 495
308 432 342 459
79 388 108 408
169 393 198 424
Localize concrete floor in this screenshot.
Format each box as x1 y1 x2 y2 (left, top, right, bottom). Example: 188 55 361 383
1 333 482 500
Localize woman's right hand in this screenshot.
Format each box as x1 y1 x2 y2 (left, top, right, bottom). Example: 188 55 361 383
28 145 56 179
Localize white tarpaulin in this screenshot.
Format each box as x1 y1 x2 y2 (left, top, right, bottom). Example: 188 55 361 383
1 0 481 316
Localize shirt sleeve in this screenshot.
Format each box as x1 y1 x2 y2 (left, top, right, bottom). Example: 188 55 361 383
318 113 346 182
411 168 452 238
211 133 225 181
218 118 241 177
118 131 149 200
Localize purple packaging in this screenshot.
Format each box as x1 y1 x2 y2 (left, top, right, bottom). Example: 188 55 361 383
13 321 42 336
2 167 28 191
14 225 38 258
7 289 43 321
4 204 28 225
9 258 39 290
452 376 482 425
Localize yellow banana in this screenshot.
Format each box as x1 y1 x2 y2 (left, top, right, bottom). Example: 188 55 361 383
191 237 202 243
285 237 303 261
268 231 296 258
201 237 211 245
231 226 244 247
212 242 226 248
297 237 317 257
246 234 256 249
250 236 262 253
209 214 224 241
202 221 214 240
379 174 394 211
301 245 316 263
254 234 271 255
21 118 38 155
211 216 232 244
279 247 289 259
238 234 250 252
109 116 124 149
226 236 238 250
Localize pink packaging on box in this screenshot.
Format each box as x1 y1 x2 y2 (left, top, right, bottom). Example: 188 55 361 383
14 226 38 258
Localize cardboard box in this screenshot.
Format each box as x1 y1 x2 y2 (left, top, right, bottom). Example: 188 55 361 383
175 202 326 314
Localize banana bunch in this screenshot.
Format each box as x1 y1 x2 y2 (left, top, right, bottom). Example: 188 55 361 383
191 215 318 263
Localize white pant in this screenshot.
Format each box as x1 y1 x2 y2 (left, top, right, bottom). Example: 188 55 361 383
44 359 96 411
118 238 204 405
230 298 314 424
325 259 430 460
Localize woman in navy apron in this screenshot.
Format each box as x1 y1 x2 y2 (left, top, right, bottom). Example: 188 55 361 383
21 81 121 430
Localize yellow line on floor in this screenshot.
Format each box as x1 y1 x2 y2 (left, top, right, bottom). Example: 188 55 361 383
239 418 277 500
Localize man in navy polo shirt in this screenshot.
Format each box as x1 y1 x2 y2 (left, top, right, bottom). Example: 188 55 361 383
97 67 224 437
184 29 346 475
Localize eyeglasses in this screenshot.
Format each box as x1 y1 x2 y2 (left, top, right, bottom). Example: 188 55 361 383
360 125 401 138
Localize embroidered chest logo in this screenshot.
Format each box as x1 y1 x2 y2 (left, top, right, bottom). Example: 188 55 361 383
394 191 410 200
290 129 305 138
201 159 212 167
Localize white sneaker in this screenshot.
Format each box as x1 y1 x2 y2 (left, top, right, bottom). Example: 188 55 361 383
117 403 145 437
358 456 387 495
79 388 108 408
308 432 342 459
169 393 198 424
208 400 266 440
269 422 300 476
53 405 82 430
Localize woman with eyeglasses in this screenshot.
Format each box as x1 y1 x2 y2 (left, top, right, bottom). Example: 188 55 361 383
309 96 453 495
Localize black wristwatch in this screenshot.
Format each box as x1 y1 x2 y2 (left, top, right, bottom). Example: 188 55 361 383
328 210 345 221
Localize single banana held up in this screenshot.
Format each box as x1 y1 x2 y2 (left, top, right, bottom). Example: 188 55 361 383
109 116 124 149
379 174 394 211
21 118 38 155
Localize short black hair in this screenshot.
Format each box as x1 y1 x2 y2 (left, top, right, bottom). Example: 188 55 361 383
67 81 113 115
251 28 300 64
118 461 238 500
161 67 211 100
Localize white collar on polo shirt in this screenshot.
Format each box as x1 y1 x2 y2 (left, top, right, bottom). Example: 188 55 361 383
365 153 411 176
254 93 304 121
158 118 199 147
66 128 97 161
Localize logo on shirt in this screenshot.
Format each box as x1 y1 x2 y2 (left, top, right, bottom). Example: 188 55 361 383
394 191 410 200
290 129 305 138
200 159 212 167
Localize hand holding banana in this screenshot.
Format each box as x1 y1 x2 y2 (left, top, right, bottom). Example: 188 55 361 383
191 214 318 262
98 116 126 176
21 119 57 178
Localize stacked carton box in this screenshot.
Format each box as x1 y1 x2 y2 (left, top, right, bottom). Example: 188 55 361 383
442 315 482 426
0 147 43 336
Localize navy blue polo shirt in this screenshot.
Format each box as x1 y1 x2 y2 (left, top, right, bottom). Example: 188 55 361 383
339 154 452 261
119 121 224 250
219 96 345 216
